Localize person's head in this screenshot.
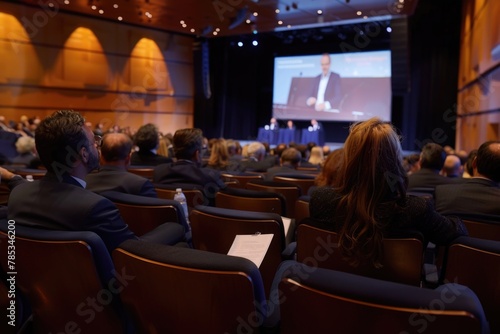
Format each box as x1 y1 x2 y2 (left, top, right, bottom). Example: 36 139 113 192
15 136 36 155
270 117 277 125
157 136 172 157
403 153 420 175
226 139 242 156
308 146 324 165
100 133 133 167
335 118 407 268
441 154 462 177
173 128 204 163
35 110 100 176
287 120 294 128
274 143 288 158
320 53 331 76
465 149 478 177
311 119 318 127
475 141 500 182
280 147 301 167
419 143 446 171
315 147 343 187
208 138 229 168
247 142 266 161
134 123 159 152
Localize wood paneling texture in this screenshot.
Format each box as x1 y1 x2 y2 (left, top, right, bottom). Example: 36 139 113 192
457 0 500 152
0 2 194 134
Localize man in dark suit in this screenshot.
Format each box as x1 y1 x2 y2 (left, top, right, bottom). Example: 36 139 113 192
5 110 183 253
130 123 172 166
435 141 500 218
153 128 226 205
306 53 342 112
86 133 157 197
240 142 276 172
407 143 460 190
265 147 304 181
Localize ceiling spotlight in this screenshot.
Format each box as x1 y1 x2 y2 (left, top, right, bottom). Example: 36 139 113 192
91 5 97 10
113 3 118 8
117 16 123 21
356 11 362 15
252 40 258 46
278 20 283 25
99 9 104 14
275 9 280 14
317 10 323 15
237 41 243 47
190 28 195 33
386 26 392 33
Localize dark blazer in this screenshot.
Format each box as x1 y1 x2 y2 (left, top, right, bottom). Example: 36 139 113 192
309 71 342 110
265 165 303 181
153 160 227 203
86 166 157 198
435 178 500 217
130 151 173 166
7 172 137 253
240 156 276 173
407 168 461 190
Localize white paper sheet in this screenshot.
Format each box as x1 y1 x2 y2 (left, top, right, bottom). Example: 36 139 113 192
281 216 292 238
227 234 274 268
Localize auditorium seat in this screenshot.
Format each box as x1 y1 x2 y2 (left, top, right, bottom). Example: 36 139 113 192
246 180 301 218
0 220 128 334
221 172 264 189
100 191 189 238
190 205 294 297
296 224 425 286
270 261 488 334
442 236 500 333
273 174 316 195
113 239 267 333
215 187 286 216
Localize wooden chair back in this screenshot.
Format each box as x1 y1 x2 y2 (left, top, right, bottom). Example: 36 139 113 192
296 224 424 286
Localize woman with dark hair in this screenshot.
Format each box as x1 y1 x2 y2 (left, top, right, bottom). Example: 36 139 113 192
314 147 344 187
308 118 467 268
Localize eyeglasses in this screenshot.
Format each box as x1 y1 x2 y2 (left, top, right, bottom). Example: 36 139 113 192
94 135 102 147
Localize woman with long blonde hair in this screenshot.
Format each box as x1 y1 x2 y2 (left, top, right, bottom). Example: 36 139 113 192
309 118 467 268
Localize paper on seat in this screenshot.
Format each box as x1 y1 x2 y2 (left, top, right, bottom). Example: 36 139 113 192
227 234 273 268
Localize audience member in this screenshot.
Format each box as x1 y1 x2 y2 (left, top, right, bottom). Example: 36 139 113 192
131 123 172 166
295 144 319 169
86 133 157 197
240 142 275 172
322 145 331 156
441 154 463 178
153 128 226 204
226 139 243 161
462 149 478 178
435 141 500 218
157 135 172 159
11 136 37 166
308 118 467 268
314 148 344 187
206 138 244 173
402 153 420 175
407 143 459 190
265 147 302 181
308 146 324 166
5 110 183 253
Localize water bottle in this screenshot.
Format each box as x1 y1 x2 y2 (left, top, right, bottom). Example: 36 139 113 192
174 188 191 231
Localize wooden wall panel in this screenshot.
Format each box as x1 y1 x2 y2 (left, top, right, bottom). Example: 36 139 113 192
457 0 500 151
0 2 194 135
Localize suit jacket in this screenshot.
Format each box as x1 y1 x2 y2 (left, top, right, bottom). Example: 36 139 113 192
130 151 173 166
435 178 500 218
7 172 137 253
407 168 461 190
309 71 342 110
265 165 303 181
86 166 157 198
240 156 276 173
153 160 227 204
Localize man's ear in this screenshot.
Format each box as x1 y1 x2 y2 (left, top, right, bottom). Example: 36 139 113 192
80 146 89 164
194 149 200 162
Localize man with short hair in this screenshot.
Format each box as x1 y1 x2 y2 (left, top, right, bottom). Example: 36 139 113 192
407 143 459 190
441 154 463 178
86 133 157 197
435 141 500 219
265 147 303 181
306 53 342 112
130 123 172 166
4 110 183 253
153 128 226 205
241 142 275 172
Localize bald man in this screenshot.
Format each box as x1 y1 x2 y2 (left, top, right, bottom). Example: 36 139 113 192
441 154 463 178
86 133 158 197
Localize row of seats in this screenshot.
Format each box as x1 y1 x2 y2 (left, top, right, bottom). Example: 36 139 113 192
0 219 496 333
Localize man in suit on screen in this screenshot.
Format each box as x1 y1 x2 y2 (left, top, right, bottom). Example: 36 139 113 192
306 53 342 112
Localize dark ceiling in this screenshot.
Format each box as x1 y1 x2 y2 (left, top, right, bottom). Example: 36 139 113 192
9 0 419 37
